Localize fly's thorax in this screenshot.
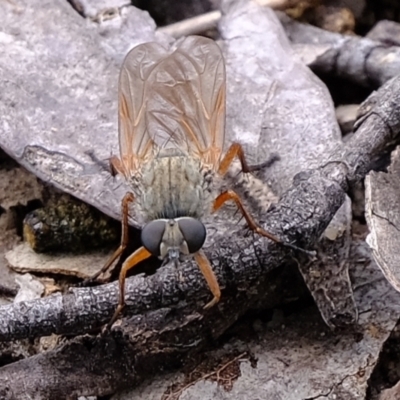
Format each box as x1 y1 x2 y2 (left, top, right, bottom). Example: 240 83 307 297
138 152 216 221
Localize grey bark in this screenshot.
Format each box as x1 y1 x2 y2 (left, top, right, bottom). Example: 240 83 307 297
279 13 400 87
366 147 400 292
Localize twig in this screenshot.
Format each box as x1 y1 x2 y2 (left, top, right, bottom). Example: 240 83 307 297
157 10 221 38
157 0 293 38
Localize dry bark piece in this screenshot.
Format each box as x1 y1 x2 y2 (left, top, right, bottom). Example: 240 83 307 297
365 146 400 293
366 19 400 47
279 13 400 87
297 196 357 328
6 243 114 280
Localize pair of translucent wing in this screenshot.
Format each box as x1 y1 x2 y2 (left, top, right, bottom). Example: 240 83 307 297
118 36 226 177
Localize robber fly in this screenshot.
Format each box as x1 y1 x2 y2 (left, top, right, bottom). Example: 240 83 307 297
95 36 305 326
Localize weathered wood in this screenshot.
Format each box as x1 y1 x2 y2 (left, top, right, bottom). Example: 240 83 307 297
279 13 400 87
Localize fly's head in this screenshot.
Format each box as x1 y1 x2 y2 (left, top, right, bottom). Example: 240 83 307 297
141 217 206 265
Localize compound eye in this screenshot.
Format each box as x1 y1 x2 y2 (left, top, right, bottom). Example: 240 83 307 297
177 218 206 254
141 220 166 257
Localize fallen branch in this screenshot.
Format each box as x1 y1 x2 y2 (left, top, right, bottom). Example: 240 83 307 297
278 13 400 87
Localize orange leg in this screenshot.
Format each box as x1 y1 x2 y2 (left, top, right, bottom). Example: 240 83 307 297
82 192 134 285
194 250 221 309
218 142 277 177
213 190 310 254
107 246 152 329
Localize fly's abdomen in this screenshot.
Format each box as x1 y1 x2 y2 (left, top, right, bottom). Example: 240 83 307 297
139 155 213 221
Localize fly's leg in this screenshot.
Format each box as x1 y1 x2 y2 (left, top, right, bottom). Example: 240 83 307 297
213 190 313 255
218 142 278 176
217 144 313 255
106 246 152 329
194 250 221 309
248 153 280 172
82 192 134 285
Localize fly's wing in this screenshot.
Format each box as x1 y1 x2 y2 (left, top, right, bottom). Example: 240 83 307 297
146 36 226 170
118 42 167 178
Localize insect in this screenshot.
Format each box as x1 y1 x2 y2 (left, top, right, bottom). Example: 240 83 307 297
95 36 305 326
